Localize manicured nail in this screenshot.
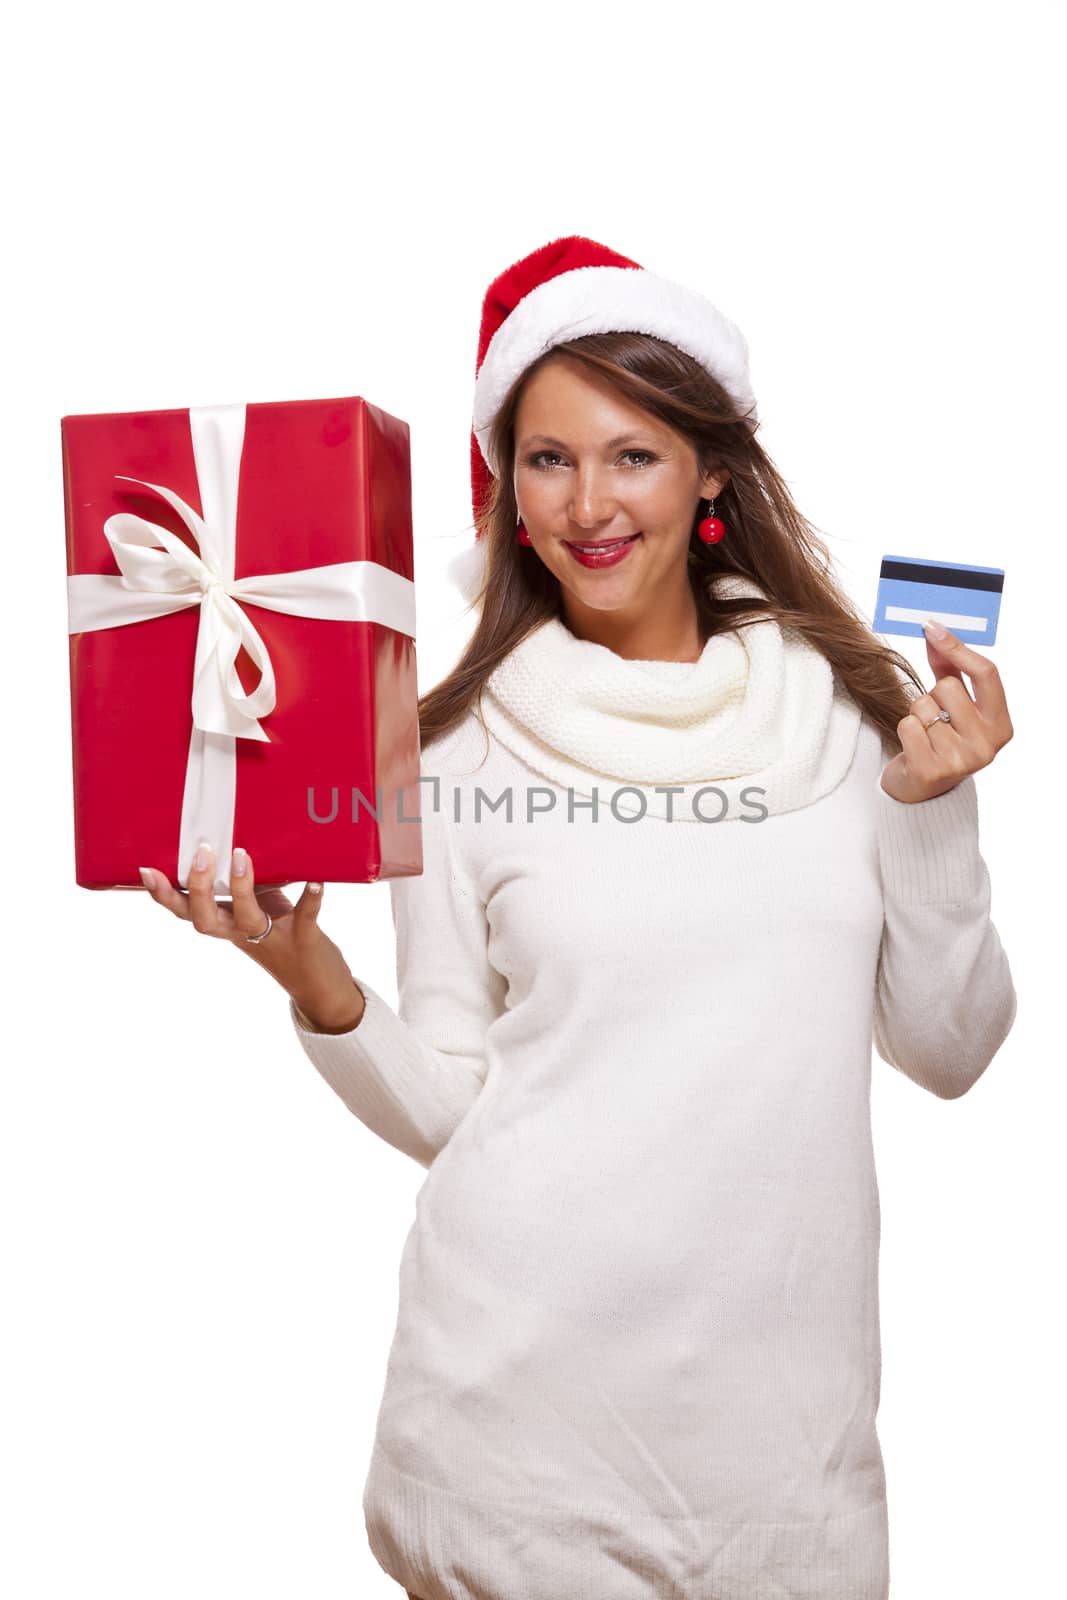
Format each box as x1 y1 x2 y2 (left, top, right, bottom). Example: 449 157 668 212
138 867 156 890
923 617 948 640
308 882 322 894
193 841 212 871
232 847 248 877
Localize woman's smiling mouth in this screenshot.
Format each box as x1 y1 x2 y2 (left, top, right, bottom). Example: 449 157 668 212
564 533 643 568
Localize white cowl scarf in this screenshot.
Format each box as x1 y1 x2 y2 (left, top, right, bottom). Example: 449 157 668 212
480 573 865 820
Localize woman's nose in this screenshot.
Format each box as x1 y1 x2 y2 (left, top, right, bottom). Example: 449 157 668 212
569 476 616 526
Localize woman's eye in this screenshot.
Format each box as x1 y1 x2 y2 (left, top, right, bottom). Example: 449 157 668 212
525 449 656 469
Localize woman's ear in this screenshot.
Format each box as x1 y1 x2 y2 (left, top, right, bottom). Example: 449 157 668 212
700 467 731 498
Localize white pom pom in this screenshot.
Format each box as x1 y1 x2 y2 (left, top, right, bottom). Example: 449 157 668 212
445 537 489 606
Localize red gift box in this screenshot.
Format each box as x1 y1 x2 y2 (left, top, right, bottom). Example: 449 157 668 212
63 397 423 893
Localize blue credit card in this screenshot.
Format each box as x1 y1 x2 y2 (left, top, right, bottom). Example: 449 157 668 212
874 555 1004 645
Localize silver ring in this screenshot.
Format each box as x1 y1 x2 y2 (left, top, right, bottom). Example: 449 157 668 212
921 709 952 729
245 912 273 944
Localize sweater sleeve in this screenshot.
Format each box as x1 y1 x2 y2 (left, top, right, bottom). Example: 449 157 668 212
872 761 1018 1100
288 790 507 1167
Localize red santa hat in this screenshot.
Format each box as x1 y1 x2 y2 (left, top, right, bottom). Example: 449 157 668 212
448 234 759 604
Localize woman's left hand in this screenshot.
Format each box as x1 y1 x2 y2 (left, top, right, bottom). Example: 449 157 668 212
879 621 1014 804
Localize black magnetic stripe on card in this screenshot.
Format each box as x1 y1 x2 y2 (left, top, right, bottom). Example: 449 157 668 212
879 560 1004 593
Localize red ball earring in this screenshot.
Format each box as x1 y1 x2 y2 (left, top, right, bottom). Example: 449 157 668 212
517 518 533 546
697 498 726 544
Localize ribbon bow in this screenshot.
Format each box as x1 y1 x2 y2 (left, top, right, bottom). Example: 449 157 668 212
67 402 416 894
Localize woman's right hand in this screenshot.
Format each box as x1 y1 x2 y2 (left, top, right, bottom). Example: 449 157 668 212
138 844 366 1033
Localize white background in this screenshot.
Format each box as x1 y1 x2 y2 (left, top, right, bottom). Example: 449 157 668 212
3 2 1062 1595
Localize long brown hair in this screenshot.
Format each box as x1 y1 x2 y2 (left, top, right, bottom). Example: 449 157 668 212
417 332 923 754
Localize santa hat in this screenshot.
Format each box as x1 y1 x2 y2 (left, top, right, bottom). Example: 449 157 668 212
447 234 759 605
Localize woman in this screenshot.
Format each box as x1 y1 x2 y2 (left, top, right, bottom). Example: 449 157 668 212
140 236 1017 1600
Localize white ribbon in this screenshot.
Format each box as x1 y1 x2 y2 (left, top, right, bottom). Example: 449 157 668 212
67 402 416 895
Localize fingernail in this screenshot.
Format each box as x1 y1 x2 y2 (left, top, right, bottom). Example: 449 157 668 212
308 882 322 894
232 847 248 877
193 841 212 871
139 867 156 890
923 617 948 640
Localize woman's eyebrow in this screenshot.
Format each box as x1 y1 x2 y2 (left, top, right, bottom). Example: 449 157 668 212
519 432 659 450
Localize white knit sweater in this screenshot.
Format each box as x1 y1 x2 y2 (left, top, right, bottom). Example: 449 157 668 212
289 584 1017 1600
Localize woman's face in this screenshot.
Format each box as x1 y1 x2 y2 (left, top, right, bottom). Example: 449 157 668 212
512 353 728 619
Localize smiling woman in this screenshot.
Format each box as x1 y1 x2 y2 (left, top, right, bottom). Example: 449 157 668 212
274 235 1017 1600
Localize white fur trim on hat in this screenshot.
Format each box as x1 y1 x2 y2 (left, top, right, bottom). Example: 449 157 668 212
446 536 489 607
472 265 757 477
